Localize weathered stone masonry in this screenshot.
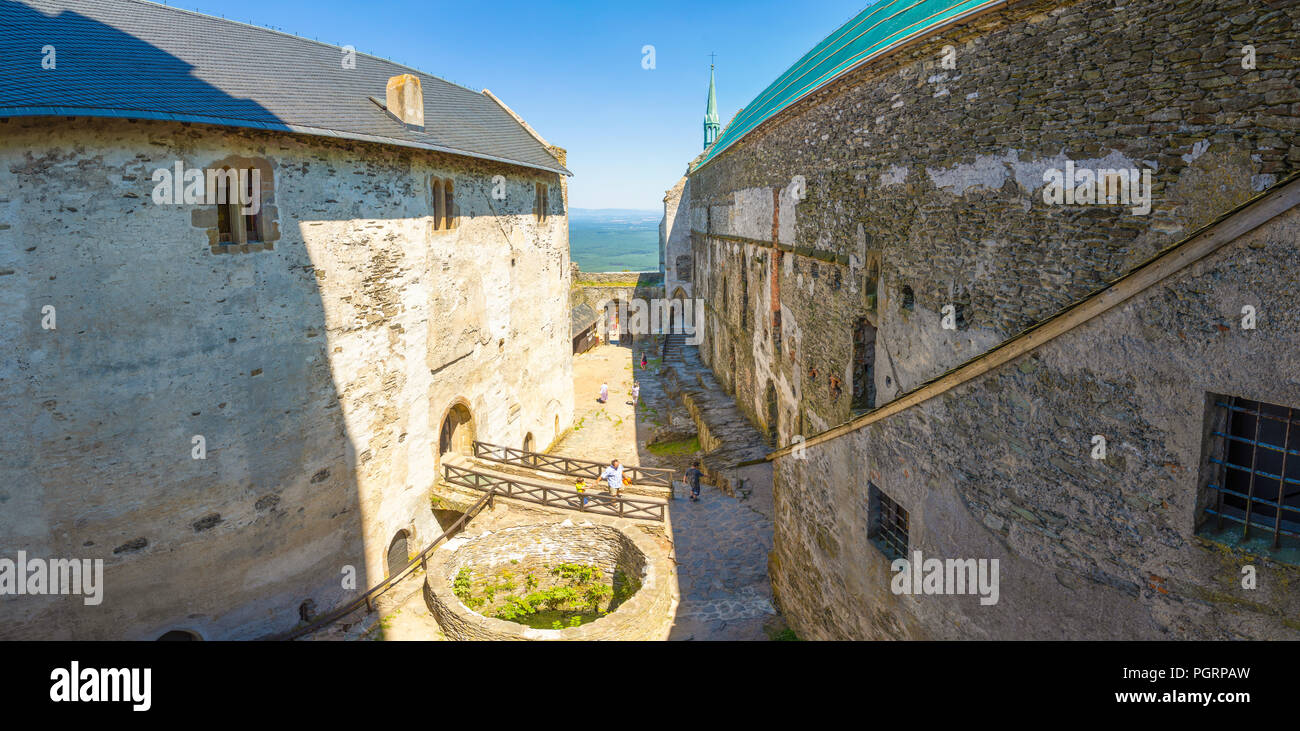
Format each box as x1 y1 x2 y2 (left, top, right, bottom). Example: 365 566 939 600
691 0 1299 440
684 0 1300 638
0 116 573 639
771 204 1300 640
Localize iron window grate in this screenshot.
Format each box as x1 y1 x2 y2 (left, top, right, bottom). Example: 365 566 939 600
868 483 909 561
1204 396 1300 548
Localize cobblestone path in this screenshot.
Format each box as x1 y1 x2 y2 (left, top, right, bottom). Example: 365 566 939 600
556 342 784 640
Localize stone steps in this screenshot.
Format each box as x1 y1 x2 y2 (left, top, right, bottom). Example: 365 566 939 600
662 333 686 362
659 346 772 494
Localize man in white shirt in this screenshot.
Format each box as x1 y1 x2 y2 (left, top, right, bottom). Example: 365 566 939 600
599 459 627 497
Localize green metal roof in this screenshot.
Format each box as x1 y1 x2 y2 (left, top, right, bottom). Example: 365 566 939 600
691 0 1006 172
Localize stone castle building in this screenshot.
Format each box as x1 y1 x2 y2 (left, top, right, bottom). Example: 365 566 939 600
0 0 573 639
675 0 1300 639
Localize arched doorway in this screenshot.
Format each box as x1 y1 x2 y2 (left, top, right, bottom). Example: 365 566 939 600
604 300 625 345
157 630 201 641
523 432 535 453
387 530 410 578
438 402 475 457
669 287 688 333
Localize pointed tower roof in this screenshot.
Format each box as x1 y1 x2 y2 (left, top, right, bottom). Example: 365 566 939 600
703 63 721 150
704 65 720 126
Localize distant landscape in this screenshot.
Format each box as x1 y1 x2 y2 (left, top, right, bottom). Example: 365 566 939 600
568 208 660 272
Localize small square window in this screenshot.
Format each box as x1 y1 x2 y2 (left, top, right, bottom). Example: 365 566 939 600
868 482 908 561
1199 394 1300 559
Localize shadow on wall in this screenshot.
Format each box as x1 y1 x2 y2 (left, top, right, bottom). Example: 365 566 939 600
0 3 365 639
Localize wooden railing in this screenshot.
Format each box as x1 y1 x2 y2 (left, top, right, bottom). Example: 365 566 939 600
473 441 675 489
267 488 497 641
443 462 666 522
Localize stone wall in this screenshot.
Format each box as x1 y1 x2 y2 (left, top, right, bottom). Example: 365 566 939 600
660 175 692 300
688 0 1300 444
571 268 665 344
424 519 674 640
769 203 1300 640
0 116 573 639
679 0 1300 640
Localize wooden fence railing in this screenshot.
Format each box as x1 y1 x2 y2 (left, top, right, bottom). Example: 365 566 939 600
267 488 497 641
443 462 666 522
472 441 675 489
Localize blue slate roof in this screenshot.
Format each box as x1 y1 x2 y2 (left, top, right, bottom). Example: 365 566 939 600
0 0 570 175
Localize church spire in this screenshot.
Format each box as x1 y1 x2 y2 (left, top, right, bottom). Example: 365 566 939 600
703 58 720 150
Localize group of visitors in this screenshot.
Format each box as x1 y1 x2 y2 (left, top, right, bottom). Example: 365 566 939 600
596 381 641 405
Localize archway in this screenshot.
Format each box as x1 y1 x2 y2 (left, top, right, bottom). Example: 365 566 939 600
669 286 688 333
604 299 626 345
438 401 475 457
157 630 201 641
523 432 535 453
387 530 410 578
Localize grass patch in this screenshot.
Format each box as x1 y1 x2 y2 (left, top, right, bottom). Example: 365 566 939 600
768 627 800 641
646 436 700 456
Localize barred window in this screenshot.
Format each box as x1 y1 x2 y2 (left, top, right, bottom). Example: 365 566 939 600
1200 394 1300 556
868 483 908 561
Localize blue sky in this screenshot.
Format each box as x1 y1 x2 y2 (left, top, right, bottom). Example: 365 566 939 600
169 0 869 210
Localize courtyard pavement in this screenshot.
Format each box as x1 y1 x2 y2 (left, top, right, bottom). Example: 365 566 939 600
556 341 783 641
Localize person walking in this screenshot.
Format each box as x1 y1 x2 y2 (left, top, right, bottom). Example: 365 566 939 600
600 459 627 498
640 353 648 370
574 476 589 507
630 382 640 406
685 461 704 502
598 381 608 403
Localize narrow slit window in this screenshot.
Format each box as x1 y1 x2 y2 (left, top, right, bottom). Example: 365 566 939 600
444 178 456 229
535 182 548 223
432 178 445 231
243 169 262 243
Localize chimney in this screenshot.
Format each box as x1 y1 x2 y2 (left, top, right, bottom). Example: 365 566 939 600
385 74 424 129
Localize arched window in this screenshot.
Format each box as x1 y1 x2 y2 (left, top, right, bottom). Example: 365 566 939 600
444 178 457 229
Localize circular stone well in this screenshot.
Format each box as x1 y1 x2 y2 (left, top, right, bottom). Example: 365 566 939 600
424 520 673 641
